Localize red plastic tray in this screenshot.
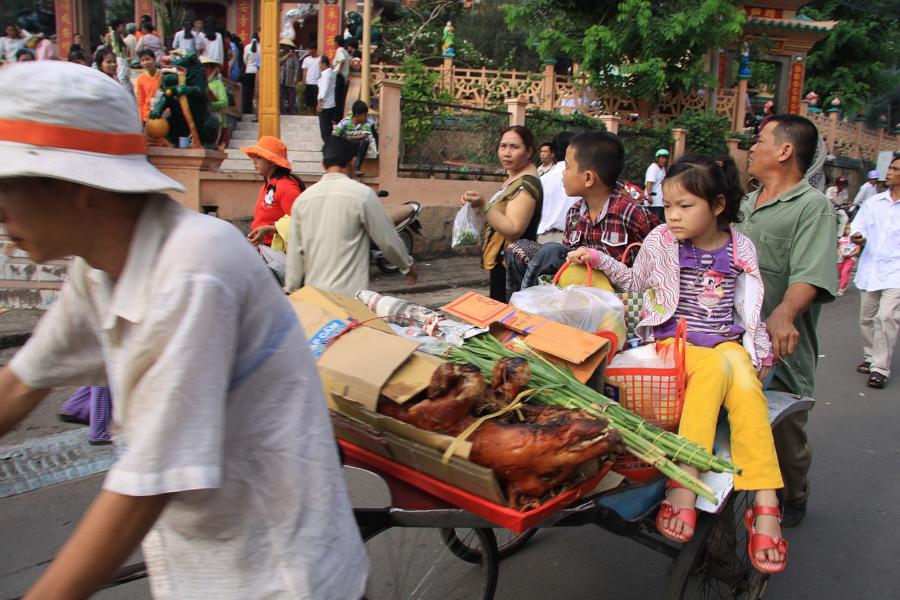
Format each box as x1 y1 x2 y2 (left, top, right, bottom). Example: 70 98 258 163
340 439 612 534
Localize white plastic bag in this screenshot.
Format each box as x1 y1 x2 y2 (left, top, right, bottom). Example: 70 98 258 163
451 203 481 248
509 285 627 346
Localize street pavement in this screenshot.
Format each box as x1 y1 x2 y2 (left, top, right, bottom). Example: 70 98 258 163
1 261 898 599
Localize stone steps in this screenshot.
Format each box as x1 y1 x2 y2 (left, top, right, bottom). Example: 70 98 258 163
222 115 323 173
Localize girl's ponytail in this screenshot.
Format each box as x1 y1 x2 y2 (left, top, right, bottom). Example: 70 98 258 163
717 155 744 224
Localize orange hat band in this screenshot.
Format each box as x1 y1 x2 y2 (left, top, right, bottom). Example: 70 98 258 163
0 119 146 155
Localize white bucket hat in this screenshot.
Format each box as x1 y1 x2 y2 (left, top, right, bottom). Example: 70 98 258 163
0 61 185 194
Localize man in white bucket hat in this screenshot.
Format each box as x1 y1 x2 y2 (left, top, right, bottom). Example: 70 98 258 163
0 62 366 599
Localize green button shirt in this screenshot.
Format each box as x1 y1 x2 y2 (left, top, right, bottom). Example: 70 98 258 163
737 179 837 396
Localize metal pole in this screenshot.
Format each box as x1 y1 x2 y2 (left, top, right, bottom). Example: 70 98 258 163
361 0 372 105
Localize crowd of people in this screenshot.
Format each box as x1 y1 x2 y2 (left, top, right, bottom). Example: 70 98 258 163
0 33 896 596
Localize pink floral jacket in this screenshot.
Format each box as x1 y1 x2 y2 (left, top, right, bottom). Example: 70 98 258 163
586 224 772 368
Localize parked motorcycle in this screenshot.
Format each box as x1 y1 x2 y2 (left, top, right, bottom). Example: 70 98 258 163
372 190 423 273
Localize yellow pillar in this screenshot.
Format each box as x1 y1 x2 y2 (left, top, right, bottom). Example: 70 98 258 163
360 0 372 105
258 0 281 139
734 79 748 133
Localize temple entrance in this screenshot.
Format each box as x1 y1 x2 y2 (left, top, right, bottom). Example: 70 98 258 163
182 1 227 31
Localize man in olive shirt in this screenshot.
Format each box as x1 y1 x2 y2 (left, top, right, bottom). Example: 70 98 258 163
737 114 837 527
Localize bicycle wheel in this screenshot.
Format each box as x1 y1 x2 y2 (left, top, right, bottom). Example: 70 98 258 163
663 491 769 600
364 527 499 600
441 528 538 561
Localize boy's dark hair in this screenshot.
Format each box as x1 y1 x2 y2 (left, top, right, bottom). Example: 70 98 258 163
15 48 33 60
568 131 624 188
109 18 125 29
140 21 153 33
351 100 368 116
138 48 156 60
67 48 87 63
322 136 357 168
540 141 552 150
664 153 744 227
551 131 574 163
764 114 818 174
500 125 536 160
319 54 330 67
334 35 346 47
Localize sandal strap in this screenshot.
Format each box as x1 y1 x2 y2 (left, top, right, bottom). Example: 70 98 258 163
749 532 789 555
746 505 782 521
659 500 697 529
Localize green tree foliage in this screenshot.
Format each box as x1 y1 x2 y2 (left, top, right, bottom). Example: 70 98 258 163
398 57 455 147
799 0 900 121
619 125 673 184
375 0 490 66
503 0 745 101
671 110 730 157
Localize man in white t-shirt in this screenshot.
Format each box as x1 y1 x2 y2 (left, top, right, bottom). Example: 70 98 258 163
332 35 351 121
644 148 668 222
0 61 367 600
852 169 880 209
317 54 337 142
537 132 579 243
301 45 320 115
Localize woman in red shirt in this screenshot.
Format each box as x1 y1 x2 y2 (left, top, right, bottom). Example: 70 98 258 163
242 136 305 246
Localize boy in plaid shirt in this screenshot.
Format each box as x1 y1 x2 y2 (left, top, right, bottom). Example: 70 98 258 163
512 131 657 293
562 132 658 262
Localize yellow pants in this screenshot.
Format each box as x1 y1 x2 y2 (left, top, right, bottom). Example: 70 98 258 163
669 341 784 491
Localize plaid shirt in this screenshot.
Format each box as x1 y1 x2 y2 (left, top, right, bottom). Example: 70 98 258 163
563 185 659 264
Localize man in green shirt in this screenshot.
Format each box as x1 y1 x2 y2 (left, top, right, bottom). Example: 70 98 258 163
737 114 837 527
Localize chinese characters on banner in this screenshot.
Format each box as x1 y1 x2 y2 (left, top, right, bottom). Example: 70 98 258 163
323 0 341 60
135 0 154 23
236 0 252 44
54 0 74 58
788 61 804 114
745 6 783 19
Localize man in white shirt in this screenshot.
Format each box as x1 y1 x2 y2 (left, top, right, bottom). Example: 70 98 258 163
536 132 579 243
536 141 554 176
301 45 320 115
0 61 367 600
285 136 417 295
850 156 900 389
644 148 668 222
332 35 351 121
852 169 880 209
317 54 337 142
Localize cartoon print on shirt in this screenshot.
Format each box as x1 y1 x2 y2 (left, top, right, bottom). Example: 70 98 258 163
696 270 725 316
264 185 275 207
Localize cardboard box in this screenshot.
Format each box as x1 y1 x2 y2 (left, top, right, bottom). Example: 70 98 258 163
289 287 440 410
443 291 610 386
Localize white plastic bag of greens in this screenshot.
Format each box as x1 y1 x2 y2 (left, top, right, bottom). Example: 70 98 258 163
451 203 481 248
510 285 627 348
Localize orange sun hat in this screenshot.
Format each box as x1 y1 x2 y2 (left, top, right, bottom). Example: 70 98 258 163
240 135 292 171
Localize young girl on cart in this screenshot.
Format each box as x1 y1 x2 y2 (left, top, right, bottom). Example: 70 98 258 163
567 150 787 574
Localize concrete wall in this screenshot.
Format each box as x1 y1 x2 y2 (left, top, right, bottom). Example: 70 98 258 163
0 228 66 309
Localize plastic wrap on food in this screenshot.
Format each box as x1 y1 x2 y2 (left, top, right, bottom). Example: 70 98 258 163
357 291 487 348
510 285 626 348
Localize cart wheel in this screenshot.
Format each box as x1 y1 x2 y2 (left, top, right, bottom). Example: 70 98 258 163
364 527 499 600
441 527 538 561
663 491 769 600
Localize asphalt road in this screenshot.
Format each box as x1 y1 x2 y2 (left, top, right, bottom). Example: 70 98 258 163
1 288 897 599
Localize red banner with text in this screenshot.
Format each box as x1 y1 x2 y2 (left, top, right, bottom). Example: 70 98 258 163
323 0 342 60
236 0 253 45
788 62 804 114
135 0 154 25
54 0 74 58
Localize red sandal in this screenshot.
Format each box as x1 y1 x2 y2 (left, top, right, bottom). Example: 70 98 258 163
744 505 788 574
656 480 697 543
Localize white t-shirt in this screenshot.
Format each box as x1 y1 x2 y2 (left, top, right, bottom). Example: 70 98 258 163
317 67 336 108
171 30 200 53
645 162 666 207
302 54 320 85
242 43 259 74
10 196 367 600
537 161 580 234
199 32 224 64
333 46 351 78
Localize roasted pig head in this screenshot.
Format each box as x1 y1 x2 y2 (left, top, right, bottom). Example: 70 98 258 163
377 363 484 435
470 417 620 510
474 357 531 414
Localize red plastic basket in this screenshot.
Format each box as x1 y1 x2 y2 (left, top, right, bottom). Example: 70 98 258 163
607 318 687 480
